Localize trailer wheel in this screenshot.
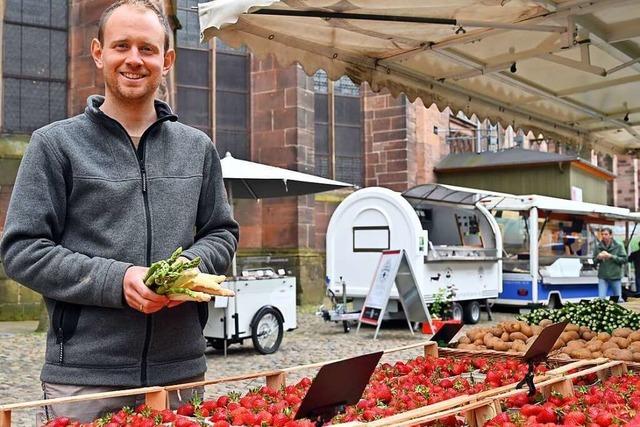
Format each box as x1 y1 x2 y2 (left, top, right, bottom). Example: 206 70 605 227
251 307 283 355
451 302 463 322
463 301 481 324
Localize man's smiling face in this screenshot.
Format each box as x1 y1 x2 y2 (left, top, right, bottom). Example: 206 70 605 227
92 4 172 105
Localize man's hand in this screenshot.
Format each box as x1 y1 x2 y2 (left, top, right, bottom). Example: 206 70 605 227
597 250 612 260
123 266 169 313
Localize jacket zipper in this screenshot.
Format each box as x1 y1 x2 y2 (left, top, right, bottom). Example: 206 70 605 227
138 143 153 386
57 309 65 365
108 117 171 386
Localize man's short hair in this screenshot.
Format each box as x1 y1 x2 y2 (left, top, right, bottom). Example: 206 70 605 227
602 227 613 235
98 0 171 52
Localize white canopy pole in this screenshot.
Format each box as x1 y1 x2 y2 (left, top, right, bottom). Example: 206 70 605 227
529 207 539 304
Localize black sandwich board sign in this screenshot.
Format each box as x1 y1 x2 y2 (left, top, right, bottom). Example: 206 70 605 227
357 249 433 339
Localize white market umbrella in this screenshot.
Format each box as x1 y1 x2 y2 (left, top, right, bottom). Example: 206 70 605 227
220 152 353 275
221 152 353 199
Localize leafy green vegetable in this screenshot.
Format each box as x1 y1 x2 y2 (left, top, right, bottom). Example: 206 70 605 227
517 299 640 333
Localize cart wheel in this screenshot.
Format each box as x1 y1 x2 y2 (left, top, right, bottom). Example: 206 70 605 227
451 302 464 322
463 300 481 324
251 307 283 354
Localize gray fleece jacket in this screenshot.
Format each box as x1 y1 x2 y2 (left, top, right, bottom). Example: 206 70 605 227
0 96 239 387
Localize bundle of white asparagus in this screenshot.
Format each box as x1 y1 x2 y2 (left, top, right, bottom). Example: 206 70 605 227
143 247 234 302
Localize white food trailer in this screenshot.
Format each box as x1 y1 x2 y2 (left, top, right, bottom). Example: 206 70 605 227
203 270 297 354
325 184 503 324
481 194 640 307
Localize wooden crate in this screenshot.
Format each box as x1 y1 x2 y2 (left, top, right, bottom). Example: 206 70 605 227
0 341 437 427
0 342 622 427
373 358 626 427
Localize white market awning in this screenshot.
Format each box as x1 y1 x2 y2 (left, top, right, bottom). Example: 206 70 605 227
221 152 352 198
402 183 511 206
198 0 640 153
482 193 634 220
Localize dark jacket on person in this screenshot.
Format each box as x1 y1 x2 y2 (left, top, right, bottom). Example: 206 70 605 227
0 96 239 387
593 238 627 280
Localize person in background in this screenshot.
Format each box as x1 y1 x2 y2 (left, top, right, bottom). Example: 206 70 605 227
593 227 627 299
628 241 640 295
0 0 238 423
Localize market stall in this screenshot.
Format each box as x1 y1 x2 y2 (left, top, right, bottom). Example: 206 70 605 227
198 0 640 153
481 193 640 306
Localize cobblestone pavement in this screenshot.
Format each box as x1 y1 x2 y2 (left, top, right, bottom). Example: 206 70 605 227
0 309 515 426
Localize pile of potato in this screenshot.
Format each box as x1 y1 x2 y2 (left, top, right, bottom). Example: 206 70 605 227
455 319 640 363
456 320 543 353
553 323 640 362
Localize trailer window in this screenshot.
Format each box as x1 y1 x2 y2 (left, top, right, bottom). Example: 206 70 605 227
495 211 530 271
353 226 390 252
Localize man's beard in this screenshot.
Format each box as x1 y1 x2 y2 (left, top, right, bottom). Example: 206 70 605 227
105 73 159 104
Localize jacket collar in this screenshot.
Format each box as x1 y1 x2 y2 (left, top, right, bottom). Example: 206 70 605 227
84 95 178 127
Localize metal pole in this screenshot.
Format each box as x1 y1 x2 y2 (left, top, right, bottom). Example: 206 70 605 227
226 181 238 278
529 208 539 303
250 9 565 32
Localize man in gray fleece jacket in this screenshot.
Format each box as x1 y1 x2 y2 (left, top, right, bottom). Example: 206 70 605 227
0 0 238 422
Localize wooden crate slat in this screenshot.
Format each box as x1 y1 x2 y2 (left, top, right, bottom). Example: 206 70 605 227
0 410 10 427
0 386 165 411
163 369 285 391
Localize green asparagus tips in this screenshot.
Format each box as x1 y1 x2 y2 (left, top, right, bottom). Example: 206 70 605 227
143 248 202 291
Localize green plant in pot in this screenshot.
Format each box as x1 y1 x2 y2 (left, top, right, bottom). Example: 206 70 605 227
429 285 457 320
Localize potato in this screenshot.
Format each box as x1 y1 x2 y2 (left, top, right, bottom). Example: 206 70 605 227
539 319 553 327
483 333 496 347
467 328 484 341
581 331 596 341
457 343 476 350
604 348 633 361
458 336 471 344
612 328 633 338
520 324 534 338
628 331 640 342
592 351 603 358
579 325 590 335
566 340 585 350
490 326 504 337
493 341 510 352
510 332 528 342
505 322 521 333
501 332 510 342
633 352 640 362
586 341 603 352
601 341 620 351
566 323 580 332
611 337 630 349
531 325 543 335
561 331 580 342
603 348 620 359
629 341 640 352
597 332 611 341
570 348 592 359
474 338 484 346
